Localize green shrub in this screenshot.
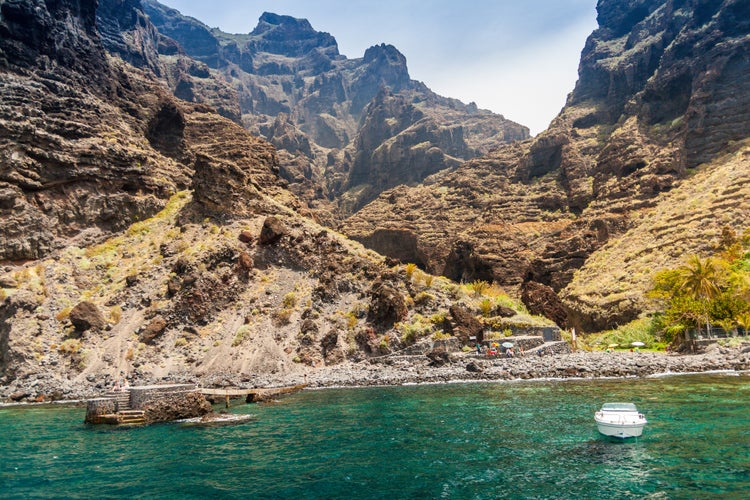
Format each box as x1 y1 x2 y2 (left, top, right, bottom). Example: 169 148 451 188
430 312 447 325
346 312 358 330
55 307 72 322
405 263 417 279
58 339 82 354
479 298 494 317
583 317 660 350
468 280 490 297
399 315 433 345
379 336 390 352
283 292 297 308
109 305 122 325
414 291 435 306
273 308 293 325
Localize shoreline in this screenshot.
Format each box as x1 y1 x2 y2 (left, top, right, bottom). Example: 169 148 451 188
2 369 749 409
2 343 749 405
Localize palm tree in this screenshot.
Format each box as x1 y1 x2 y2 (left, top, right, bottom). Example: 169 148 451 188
678 256 722 336
737 312 750 337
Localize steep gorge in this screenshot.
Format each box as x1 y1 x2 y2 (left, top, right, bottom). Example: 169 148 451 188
343 0 750 331
2 0 749 401
140 1 530 219
0 0 541 399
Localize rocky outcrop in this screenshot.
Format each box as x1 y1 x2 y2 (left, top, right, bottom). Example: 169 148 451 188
448 305 484 344
342 0 750 332
521 282 567 329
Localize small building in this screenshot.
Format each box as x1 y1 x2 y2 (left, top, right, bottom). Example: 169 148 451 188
85 384 212 425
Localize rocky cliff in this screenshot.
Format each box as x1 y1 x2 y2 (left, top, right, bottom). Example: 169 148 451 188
0 0 546 401
140 1 530 217
343 0 750 331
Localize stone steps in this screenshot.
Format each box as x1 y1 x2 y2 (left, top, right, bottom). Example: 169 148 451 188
118 410 145 425
104 390 132 411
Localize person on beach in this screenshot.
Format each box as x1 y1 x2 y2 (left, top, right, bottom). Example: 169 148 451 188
476 343 482 355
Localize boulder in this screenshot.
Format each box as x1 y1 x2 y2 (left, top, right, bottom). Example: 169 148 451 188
495 305 517 318
238 230 254 244
448 305 483 344
259 216 287 245
466 361 484 373
426 347 451 367
367 281 407 331
69 301 107 332
139 316 168 344
237 251 254 273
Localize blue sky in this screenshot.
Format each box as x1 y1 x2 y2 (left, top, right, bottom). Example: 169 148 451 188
158 0 598 135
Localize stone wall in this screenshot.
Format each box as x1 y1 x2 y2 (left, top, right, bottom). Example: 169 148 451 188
141 391 213 424
128 384 196 410
483 336 545 352
401 337 461 355
535 341 572 356
84 398 116 424
507 326 561 342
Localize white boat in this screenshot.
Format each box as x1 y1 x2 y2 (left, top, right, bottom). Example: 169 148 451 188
595 403 647 438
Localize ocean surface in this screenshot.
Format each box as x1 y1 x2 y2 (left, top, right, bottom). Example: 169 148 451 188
1 373 749 499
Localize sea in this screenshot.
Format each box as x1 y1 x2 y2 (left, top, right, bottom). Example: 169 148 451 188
1 373 749 499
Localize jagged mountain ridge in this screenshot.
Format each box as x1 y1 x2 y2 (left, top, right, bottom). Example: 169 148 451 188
343 0 750 332
140 1 530 217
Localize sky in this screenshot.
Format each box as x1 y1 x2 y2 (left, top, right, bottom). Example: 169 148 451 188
158 0 598 135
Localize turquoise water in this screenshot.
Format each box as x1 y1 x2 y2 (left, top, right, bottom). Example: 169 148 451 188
1 374 749 499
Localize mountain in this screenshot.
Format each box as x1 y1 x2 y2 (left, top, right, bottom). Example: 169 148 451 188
0 0 543 399
342 0 750 332
140 1 530 218
3 0 748 401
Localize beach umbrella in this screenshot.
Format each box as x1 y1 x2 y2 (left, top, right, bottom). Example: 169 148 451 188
631 341 645 347
502 342 514 348
607 343 619 348
492 342 499 347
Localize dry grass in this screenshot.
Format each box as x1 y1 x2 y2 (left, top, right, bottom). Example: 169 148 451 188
564 141 750 321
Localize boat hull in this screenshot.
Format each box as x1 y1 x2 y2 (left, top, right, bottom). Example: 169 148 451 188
595 420 646 438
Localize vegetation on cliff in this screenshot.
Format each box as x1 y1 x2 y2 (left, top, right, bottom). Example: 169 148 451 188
649 227 750 343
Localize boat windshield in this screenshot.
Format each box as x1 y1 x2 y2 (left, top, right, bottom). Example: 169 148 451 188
601 403 638 411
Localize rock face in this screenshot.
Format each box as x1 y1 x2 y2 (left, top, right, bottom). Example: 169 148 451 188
0 0 176 260
140 2 530 216
342 0 750 331
367 281 408 331
0 0 288 261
